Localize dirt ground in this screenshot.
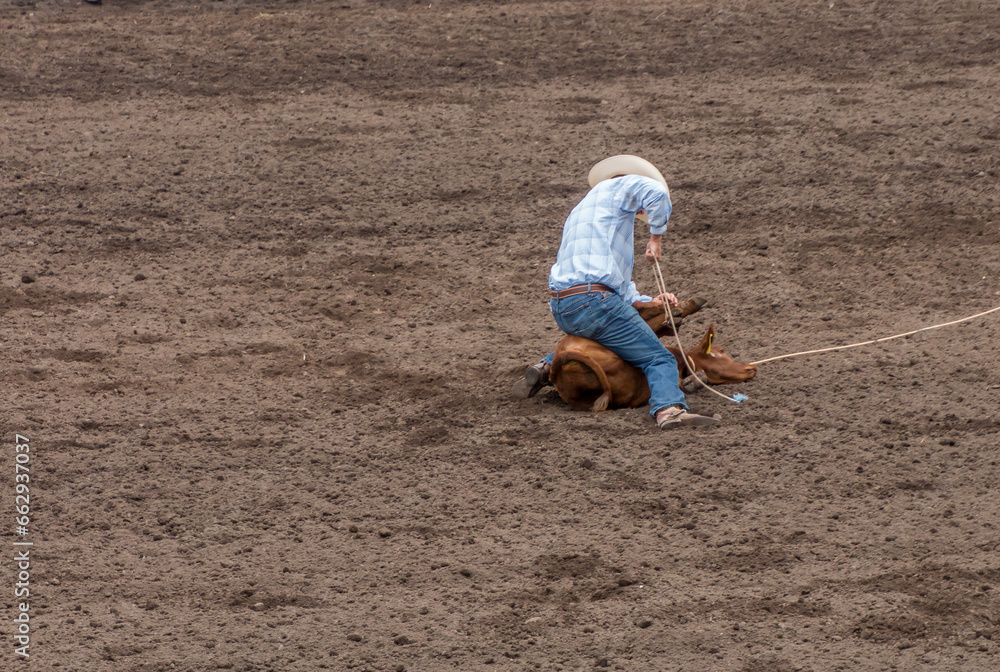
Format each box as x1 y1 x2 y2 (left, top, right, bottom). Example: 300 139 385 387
2 0 999 670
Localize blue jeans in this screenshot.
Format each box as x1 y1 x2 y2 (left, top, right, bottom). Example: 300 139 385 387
543 289 686 416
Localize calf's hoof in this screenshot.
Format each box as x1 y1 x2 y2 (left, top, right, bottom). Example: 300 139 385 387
680 370 708 394
675 297 708 319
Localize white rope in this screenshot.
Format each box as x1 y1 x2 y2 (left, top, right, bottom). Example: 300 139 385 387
651 258 741 403
749 303 1000 366
651 258 999 399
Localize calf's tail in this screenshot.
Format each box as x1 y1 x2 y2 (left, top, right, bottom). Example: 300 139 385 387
551 350 613 412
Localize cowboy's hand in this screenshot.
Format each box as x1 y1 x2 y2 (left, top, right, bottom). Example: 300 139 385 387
645 237 662 263
651 293 680 308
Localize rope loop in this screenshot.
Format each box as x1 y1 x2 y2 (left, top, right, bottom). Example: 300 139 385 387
651 259 745 403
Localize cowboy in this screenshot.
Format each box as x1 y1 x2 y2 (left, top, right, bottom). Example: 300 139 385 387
512 155 719 428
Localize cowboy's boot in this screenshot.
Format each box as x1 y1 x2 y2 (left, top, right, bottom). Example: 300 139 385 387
512 362 551 399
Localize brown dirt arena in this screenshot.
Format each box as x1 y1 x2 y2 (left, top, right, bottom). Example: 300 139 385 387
2 1 999 670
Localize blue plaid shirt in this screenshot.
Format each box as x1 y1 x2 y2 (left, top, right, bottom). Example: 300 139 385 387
548 175 671 305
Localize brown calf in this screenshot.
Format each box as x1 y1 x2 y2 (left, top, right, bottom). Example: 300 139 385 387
549 299 757 412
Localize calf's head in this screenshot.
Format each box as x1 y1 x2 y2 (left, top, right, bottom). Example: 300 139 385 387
683 325 757 384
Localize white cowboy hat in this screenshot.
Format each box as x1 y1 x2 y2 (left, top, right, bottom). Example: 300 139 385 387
588 155 670 209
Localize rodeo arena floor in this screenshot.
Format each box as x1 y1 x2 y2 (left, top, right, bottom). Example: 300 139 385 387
2 1 999 671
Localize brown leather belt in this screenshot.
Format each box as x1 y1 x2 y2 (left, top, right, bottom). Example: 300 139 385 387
549 283 616 299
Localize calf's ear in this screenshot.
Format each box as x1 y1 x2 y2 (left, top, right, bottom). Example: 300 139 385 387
696 324 716 355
